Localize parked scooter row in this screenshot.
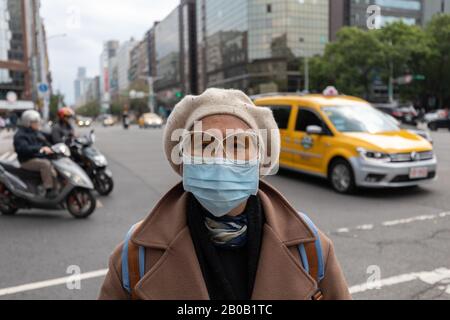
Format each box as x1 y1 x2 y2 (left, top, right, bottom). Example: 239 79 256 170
0 130 113 219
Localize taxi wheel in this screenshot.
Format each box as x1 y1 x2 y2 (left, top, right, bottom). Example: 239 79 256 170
329 159 356 194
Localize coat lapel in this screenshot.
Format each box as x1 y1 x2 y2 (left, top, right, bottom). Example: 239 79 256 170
251 181 319 300
251 225 317 300
130 181 319 300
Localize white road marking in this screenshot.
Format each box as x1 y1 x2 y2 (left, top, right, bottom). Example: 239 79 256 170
382 214 438 227
0 269 108 297
350 268 450 295
335 212 450 234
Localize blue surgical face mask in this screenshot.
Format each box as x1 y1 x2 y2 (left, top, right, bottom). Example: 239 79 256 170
183 157 260 217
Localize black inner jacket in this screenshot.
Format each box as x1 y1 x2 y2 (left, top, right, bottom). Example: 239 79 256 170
186 194 264 300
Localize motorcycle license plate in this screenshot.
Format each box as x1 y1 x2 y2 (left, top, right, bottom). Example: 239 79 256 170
409 167 428 179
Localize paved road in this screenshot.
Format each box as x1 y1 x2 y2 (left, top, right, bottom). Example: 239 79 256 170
0 125 449 300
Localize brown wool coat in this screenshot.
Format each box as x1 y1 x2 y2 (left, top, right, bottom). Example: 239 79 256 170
98 181 352 300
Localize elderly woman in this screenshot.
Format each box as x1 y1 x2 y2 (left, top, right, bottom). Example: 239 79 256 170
99 88 351 300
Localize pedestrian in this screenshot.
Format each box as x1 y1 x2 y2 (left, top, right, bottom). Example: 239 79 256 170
9 112 18 131
99 88 351 300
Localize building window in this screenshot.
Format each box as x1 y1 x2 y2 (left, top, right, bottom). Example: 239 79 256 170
267 4 272 13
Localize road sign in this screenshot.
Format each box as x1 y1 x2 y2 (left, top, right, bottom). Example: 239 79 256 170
38 83 49 94
414 75 426 81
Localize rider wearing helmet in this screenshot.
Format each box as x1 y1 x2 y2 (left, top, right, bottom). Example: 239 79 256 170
52 107 75 144
13 110 57 199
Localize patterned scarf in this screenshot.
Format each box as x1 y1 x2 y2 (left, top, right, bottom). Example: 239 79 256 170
204 213 248 248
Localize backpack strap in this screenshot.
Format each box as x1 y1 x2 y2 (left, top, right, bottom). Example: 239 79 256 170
297 212 325 300
121 223 146 300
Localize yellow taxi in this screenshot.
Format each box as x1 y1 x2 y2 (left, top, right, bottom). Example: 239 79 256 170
138 113 163 129
254 87 437 193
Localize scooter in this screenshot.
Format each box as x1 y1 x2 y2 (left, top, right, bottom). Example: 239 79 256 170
0 143 96 219
69 130 114 196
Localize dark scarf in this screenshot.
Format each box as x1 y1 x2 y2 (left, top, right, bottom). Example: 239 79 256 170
187 194 264 300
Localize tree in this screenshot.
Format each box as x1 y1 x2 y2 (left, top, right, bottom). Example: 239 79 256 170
309 27 384 98
76 101 101 118
49 93 65 121
375 21 431 103
424 14 450 108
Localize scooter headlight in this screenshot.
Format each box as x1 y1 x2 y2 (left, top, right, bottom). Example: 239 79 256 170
52 144 71 157
93 155 107 167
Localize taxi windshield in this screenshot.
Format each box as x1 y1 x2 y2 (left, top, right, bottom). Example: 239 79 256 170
323 104 400 134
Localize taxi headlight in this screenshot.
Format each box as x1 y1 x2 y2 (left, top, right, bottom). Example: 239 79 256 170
357 148 391 163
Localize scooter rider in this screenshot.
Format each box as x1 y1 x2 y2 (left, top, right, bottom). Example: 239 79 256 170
52 107 75 144
13 110 57 199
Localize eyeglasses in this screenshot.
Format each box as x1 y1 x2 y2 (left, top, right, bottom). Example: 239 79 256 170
180 131 261 164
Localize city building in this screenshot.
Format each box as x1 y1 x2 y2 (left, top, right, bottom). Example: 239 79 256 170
423 0 450 24
84 76 100 104
99 40 119 111
152 0 197 107
128 39 149 86
196 0 329 95
117 38 137 93
0 0 50 109
146 22 159 78
74 67 87 106
330 0 425 41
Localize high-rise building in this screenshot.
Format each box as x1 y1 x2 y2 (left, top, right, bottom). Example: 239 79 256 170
99 40 119 111
330 0 424 41
85 76 100 104
0 0 50 106
129 39 149 86
423 0 450 24
196 0 329 95
151 0 197 107
117 38 137 93
146 22 159 78
74 67 87 106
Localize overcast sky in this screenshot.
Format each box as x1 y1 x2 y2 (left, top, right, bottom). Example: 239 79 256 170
41 0 179 104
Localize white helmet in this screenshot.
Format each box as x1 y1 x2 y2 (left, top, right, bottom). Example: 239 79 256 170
21 110 41 128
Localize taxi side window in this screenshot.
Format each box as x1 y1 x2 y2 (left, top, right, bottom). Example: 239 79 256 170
266 105 292 130
295 109 324 132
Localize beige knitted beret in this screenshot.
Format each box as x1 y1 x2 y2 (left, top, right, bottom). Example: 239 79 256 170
163 88 280 176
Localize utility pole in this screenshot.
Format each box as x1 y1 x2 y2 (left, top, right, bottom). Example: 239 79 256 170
148 77 155 114
388 61 394 103
304 55 310 94
299 37 309 94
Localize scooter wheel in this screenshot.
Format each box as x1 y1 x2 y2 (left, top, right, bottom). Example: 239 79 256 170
66 188 96 219
0 206 18 216
0 186 18 215
95 172 114 196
